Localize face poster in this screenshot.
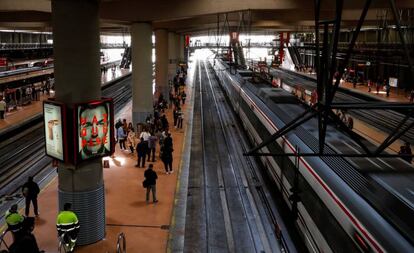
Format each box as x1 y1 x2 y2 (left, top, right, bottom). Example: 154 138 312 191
77 101 112 161
44 102 64 160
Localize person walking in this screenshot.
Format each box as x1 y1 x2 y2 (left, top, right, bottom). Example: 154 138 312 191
144 164 158 204
22 177 40 217
5 204 24 242
0 96 6 119
117 125 127 150
136 138 147 168
56 203 80 253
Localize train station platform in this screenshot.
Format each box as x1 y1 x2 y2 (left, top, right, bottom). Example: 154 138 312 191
292 69 413 103
276 68 411 155
0 68 131 135
0 67 192 252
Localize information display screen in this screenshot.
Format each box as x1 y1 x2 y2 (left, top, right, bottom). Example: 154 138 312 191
75 99 114 162
43 101 65 161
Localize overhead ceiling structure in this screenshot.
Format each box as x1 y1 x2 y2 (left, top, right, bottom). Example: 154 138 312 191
0 0 413 35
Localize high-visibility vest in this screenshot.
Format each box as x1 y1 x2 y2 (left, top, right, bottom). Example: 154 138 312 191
5 211 24 232
56 211 80 234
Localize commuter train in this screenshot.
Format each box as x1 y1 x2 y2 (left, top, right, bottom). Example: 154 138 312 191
211 58 414 253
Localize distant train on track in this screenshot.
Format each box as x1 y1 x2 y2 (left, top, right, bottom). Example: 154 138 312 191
212 58 414 253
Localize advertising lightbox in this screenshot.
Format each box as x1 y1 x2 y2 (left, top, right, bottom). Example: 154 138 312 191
74 98 114 163
43 101 66 161
389 77 398 88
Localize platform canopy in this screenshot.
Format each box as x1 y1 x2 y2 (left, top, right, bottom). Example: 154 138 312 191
0 0 413 34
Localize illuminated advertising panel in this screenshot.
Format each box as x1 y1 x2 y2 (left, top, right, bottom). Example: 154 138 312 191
389 77 398 88
43 101 66 161
75 98 114 163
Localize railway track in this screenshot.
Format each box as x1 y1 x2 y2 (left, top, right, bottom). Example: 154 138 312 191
184 60 296 252
270 68 414 144
0 73 132 214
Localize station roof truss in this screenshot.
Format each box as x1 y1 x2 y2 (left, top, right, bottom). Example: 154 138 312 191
246 0 414 159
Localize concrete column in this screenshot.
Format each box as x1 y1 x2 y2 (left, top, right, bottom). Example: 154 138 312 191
168 32 177 82
155 29 168 99
176 34 184 63
131 23 153 124
52 0 104 245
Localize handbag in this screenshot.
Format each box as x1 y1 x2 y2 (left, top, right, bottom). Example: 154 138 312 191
142 179 148 188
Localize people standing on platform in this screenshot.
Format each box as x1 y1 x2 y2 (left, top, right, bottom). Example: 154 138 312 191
136 137 147 168
385 79 390 97
410 89 414 103
0 96 6 119
115 119 123 130
8 217 44 253
173 107 179 127
127 127 137 154
177 108 183 129
160 114 169 131
144 164 158 204
5 204 24 241
22 176 40 217
367 80 372 92
347 116 354 130
26 86 32 102
398 142 412 164
117 125 127 150
181 91 187 105
147 132 157 162
56 203 80 253
161 133 174 174
353 77 357 88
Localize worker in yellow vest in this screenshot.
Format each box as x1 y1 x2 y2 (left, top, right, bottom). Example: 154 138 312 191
56 203 79 253
5 204 24 241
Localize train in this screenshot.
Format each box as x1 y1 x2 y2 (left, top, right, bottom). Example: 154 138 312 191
211 57 414 253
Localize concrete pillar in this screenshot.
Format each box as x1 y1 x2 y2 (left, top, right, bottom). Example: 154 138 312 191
155 29 169 99
131 23 153 124
177 34 184 63
168 32 177 81
52 0 104 245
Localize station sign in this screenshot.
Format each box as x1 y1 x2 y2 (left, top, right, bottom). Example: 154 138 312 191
43 100 67 162
74 98 114 163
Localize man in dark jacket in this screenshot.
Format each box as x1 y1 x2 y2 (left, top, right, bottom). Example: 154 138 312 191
22 176 40 217
136 138 147 168
144 164 158 203
8 217 44 253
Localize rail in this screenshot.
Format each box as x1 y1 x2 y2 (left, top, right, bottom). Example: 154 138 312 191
116 232 126 253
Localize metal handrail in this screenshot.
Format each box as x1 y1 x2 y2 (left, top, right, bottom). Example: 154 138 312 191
0 230 9 250
116 232 126 253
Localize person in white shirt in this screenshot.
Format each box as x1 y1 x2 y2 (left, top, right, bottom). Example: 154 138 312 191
139 128 151 142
